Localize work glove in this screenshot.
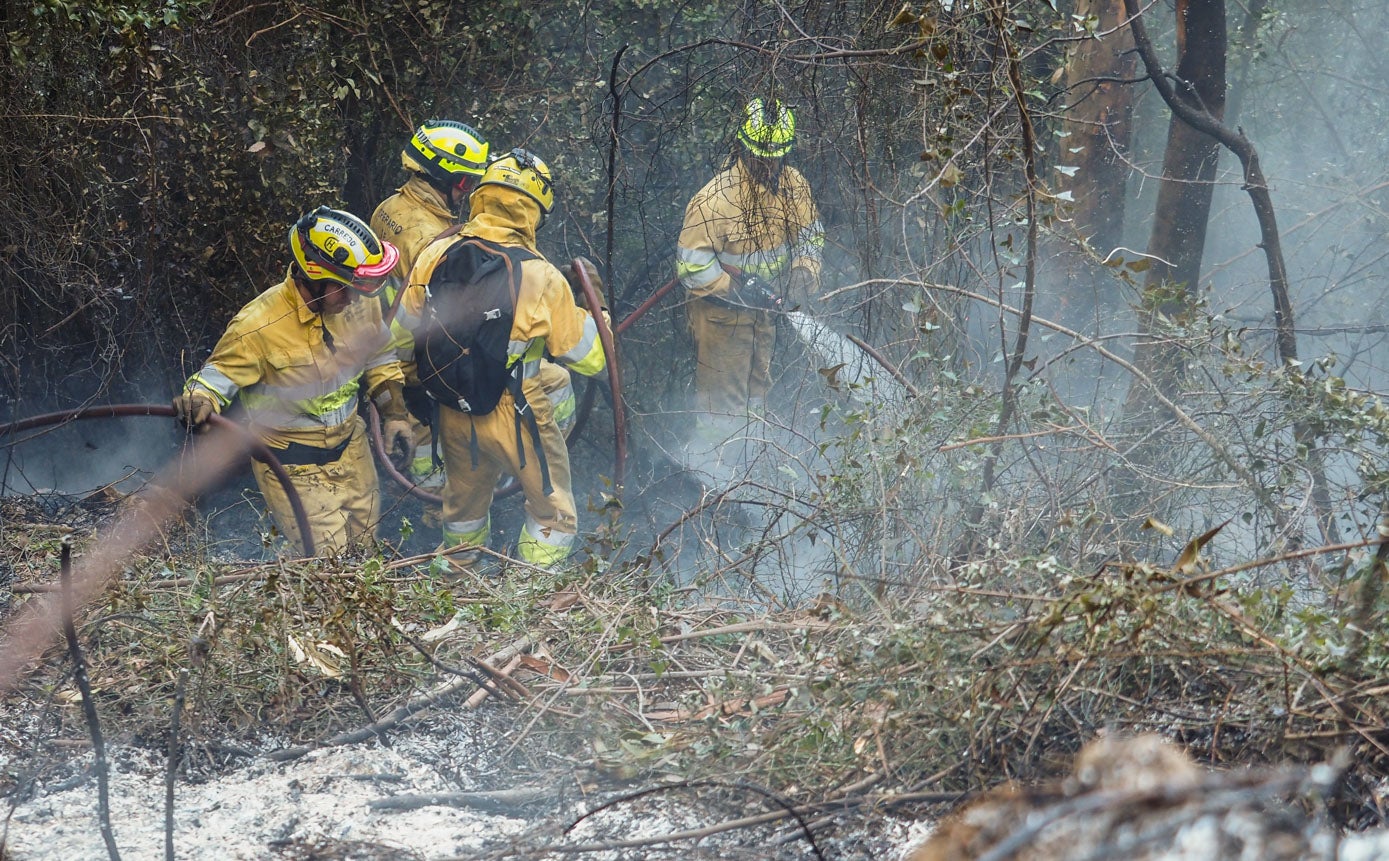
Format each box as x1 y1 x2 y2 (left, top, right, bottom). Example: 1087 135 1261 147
561 257 606 310
728 274 782 312
172 392 215 433
787 266 817 306
382 420 416 473
371 379 416 471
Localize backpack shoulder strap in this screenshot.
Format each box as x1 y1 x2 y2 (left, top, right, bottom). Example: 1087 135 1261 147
431 223 466 243
465 236 538 266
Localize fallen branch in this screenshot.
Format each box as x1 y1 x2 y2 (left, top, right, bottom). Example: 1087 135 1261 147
465 655 525 709
369 785 554 813
469 656 532 701
656 618 833 646
267 635 534 762
645 687 792 722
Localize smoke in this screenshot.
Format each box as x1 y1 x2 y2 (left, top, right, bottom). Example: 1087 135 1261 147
1 415 181 498
0 421 249 694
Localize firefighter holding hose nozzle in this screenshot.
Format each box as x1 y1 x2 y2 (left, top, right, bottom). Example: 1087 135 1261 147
675 97 824 478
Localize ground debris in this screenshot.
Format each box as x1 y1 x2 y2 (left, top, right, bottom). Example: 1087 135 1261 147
905 733 1386 861
270 837 427 860
368 785 553 813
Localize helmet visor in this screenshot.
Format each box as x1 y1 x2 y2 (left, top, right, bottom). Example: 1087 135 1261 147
348 241 399 296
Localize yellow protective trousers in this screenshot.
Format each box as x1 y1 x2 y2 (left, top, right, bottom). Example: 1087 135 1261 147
534 360 576 433
409 361 574 480
252 416 380 555
688 297 774 417
437 383 577 568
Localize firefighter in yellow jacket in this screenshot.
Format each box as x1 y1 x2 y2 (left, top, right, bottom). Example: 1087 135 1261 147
676 98 824 459
371 119 576 486
172 207 414 554
403 149 606 571
370 119 488 486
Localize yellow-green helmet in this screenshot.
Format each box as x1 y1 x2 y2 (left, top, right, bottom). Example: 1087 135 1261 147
738 98 795 158
288 206 399 295
477 148 555 217
401 119 489 184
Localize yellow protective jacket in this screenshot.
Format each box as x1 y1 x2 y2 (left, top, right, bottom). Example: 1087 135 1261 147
403 185 607 389
370 175 456 361
371 175 454 279
675 158 824 300
183 274 404 450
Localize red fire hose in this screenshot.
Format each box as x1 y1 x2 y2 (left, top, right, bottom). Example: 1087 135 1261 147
574 258 626 493
616 275 679 336
0 404 316 556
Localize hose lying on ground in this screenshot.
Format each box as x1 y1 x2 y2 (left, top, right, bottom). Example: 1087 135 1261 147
0 403 316 556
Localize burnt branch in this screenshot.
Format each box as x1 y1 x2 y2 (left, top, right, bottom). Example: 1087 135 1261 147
60 539 121 861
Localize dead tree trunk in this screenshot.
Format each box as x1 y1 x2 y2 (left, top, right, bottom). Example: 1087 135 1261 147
1051 0 1138 333
1122 0 1226 424
1058 0 1137 258
1122 0 1339 547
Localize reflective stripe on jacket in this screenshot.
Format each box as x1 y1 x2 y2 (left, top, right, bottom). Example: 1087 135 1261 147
676 158 824 300
183 275 404 449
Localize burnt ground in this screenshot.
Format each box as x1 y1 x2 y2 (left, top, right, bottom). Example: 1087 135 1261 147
0 479 932 861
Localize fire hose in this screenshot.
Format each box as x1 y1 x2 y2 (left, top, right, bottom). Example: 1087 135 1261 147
0 404 317 557
2 269 693 559
371 257 628 503
563 274 678 453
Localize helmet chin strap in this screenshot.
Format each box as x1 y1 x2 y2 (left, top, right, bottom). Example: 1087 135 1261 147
744 153 784 194
295 271 331 316
302 276 339 351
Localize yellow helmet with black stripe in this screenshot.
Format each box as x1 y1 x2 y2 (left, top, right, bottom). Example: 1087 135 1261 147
402 119 489 183
477 148 556 223
738 98 795 158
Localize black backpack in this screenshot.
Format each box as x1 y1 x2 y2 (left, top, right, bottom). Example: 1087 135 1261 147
414 235 553 493
415 236 536 416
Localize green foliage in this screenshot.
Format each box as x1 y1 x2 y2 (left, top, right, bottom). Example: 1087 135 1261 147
4 0 1389 828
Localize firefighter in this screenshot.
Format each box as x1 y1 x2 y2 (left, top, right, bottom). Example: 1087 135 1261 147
675 98 824 468
172 207 414 554
403 149 606 572
371 120 577 486
370 119 489 487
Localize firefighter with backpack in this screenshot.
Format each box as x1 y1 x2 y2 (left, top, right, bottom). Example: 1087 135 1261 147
402 149 607 572
371 120 578 489
370 119 488 487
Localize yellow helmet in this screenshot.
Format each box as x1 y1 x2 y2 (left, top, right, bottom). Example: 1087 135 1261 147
477 148 556 220
738 98 795 158
401 119 489 184
288 206 399 295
